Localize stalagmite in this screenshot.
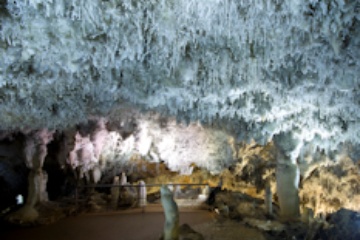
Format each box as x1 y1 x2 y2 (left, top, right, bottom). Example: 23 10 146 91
173 185 182 199
301 207 314 225
198 185 210 201
274 132 301 220
161 185 179 240
27 169 49 206
265 181 273 216
91 165 102 184
276 160 300 220
111 176 120 209
138 180 147 212
121 172 127 185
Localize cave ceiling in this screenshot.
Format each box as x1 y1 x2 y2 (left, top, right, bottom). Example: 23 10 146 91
0 0 360 158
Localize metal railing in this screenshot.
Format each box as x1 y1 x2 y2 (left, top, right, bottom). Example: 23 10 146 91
75 183 210 212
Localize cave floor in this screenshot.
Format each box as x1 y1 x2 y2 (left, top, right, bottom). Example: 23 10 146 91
0 204 265 240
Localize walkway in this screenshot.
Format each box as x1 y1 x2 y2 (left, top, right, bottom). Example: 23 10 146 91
0 205 212 240
0 204 266 240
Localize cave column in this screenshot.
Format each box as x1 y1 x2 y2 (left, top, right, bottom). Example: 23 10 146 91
276 152 300 220
25 129 53 207
273 132 301 220
7 129 53 223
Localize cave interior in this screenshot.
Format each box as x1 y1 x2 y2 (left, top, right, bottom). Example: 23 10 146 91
1 0 360 239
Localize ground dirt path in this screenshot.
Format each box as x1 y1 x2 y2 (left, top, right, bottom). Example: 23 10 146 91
0 205 265 240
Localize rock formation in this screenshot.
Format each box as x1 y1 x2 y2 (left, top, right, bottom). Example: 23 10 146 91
160 185 179 240
7 129 53 223
138 180 147 212
265 181 273 216
110 176 120 209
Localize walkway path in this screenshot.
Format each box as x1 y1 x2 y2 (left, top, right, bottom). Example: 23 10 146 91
1 205 211 240
0 205 266 240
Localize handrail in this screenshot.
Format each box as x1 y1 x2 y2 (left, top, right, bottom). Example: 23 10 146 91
74 183 209 211
79 183 209 188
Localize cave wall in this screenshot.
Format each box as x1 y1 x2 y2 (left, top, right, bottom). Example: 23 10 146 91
1 116 359 218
